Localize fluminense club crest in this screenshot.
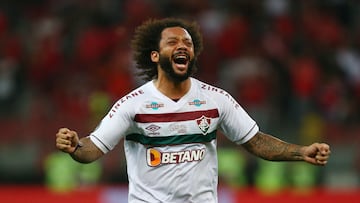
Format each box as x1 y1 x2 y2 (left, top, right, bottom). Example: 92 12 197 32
196 115 211 135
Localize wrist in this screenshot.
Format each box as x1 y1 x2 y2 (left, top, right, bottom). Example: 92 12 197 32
71 141 83 154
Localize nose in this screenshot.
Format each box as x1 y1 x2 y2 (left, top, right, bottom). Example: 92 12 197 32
177 42 186 49
176 41 188 51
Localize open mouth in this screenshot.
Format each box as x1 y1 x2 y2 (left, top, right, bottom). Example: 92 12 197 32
172 53 189 69
174 55 188 64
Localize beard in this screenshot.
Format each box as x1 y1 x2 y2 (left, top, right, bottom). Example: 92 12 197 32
159 54 196 83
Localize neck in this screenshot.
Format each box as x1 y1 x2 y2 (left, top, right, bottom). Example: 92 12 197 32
154 75 191 100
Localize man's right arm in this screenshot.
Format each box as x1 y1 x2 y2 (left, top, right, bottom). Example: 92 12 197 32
56 128 104 163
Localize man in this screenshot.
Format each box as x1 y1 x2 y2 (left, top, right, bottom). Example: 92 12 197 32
56 18 330 203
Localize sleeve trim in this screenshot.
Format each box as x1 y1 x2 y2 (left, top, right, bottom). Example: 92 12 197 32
235 123 259 145
89 134 111 153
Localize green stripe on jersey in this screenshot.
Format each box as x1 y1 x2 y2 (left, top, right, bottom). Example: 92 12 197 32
126 130 217 146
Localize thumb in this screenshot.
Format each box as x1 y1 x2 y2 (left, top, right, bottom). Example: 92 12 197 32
318 143 330 155
65 130 79 148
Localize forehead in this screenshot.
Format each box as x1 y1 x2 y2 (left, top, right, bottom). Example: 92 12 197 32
161 26 192 40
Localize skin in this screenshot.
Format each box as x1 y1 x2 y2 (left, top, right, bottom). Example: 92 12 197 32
242 131 330 165
151 27 194 100
56 128 103 163
55 26 331 166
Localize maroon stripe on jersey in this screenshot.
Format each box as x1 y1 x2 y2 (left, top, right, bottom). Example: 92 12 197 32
134 109 219 123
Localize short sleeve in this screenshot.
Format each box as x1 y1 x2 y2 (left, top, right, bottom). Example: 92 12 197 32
216 91 259 144
89 100 133 153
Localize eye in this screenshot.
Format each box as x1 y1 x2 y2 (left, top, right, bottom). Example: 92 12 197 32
185 41 193 47
167 40 177 45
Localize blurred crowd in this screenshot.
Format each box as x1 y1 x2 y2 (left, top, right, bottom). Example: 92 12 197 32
0 0 359 190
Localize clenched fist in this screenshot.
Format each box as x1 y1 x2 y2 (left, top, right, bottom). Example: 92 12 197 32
303 142 331 166
55 128 80 154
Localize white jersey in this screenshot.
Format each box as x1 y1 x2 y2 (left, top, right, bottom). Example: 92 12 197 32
90 77 259 203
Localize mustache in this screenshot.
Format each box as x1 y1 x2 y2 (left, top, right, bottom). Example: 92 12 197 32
172 51 190 59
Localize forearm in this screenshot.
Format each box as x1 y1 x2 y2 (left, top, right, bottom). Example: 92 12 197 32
242 131 305 161
70 137 104 163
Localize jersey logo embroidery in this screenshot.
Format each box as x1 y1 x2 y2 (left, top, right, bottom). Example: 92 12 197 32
145 124 161 135
146 102 164 110
196 115 211 135
188 99 206 107
169 123 187 134
146 148 206 167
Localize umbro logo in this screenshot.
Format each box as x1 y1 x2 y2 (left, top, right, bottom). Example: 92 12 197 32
145 124 161 135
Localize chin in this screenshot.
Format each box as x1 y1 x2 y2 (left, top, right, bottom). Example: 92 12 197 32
169 72 189 82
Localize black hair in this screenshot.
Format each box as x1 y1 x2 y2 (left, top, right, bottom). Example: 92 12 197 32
131 18 203 81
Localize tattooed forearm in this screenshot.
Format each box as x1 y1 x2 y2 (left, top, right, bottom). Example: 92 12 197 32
242 131 304 161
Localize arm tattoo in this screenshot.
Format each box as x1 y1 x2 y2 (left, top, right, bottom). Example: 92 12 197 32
242 131 304 161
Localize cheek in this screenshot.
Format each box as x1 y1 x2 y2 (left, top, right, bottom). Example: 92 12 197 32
189 48 195 57
162 48 173 55
159 50 173 60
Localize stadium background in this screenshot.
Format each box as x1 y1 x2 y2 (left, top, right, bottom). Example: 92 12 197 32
0 0 359 202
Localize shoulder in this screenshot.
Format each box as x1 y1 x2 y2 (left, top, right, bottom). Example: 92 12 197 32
192 78 225 94
107 81 152 118
192 78 241 110
115 82 150 104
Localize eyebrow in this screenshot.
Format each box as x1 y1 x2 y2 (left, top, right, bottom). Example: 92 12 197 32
166 36 192 41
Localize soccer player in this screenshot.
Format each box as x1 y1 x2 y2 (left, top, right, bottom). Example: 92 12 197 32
55 18 331 203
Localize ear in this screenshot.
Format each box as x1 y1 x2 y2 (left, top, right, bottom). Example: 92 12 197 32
151 51 159 62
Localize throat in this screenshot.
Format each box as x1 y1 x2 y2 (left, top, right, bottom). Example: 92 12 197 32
154 77 191 101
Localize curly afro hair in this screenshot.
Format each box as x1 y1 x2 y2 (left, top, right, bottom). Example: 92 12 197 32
131 18 203 81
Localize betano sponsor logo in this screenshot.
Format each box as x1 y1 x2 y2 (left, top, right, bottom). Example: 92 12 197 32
146 148 206 167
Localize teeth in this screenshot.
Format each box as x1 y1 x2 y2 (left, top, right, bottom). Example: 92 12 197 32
173 52 189 65
174 56 187 62
173 53 188 65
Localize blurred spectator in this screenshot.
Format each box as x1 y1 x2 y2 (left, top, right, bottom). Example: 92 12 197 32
27 15 63 94
216 15 249 59
0 11 24 117
301 1 345 49
219 43 275 131
288 55 321 126
336 41 360 101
